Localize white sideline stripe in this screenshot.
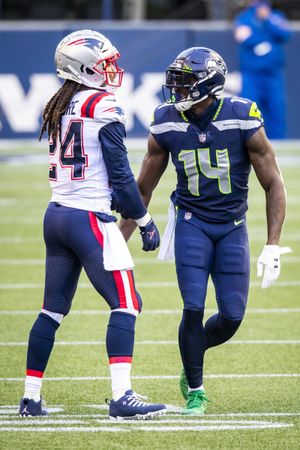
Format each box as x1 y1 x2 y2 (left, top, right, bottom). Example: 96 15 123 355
1 374 300 382
1 412 300 418
1 308 300 316
0 420 84 425
0 424 292 432
0 340 299 347
0 281 300 289
1 256 300 265
85 405 300 416
0 419 289 426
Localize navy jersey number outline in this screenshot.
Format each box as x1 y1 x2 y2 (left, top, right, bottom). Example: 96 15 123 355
49 120 88 181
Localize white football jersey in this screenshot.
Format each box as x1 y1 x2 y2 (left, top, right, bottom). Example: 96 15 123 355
49 89 126 212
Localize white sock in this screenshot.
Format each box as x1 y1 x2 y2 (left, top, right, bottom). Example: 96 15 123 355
109 362 132 400
24 376 42 402
189 384 205 392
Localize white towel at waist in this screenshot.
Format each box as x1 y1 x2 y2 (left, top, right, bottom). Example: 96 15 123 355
96 219 134 271
157 202 176 262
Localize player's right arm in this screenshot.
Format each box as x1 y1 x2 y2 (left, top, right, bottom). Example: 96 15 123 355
246 126 286 246
246 126 291 288
119 133 169 241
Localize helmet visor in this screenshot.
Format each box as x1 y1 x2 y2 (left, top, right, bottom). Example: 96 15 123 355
162 70 196 104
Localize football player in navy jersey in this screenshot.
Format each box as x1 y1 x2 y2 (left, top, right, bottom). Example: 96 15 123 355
19 29 166 420
119 47 291 415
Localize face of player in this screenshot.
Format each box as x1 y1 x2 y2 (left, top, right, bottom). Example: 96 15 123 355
168 71 197 102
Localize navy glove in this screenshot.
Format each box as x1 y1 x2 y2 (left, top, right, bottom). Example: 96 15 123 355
110 191 130 220
139 219 160 251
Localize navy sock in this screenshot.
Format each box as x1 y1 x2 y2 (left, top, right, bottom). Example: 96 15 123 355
204 314 242 350
178 309 206 389
106 311 136 358
27 313 60 373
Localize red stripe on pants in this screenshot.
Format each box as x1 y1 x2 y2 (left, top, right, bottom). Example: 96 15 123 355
88 212 104 248
113 271 127 308
109 356 132 364
127 270 139 311
26 369 44 378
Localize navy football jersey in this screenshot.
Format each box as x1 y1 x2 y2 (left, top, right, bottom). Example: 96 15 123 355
150 97 264 223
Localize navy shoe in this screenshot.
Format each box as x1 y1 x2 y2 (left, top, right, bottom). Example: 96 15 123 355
19 398 48 417
108 390 166 421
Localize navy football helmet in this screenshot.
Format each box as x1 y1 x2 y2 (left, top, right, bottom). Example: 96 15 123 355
163 47 227 112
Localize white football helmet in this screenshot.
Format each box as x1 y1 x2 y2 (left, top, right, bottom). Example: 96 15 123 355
54 29 124 89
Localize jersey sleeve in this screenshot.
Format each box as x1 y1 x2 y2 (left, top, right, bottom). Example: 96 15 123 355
94 94 126 128
80 90 126 128
244 101 264 141
149 105 170 151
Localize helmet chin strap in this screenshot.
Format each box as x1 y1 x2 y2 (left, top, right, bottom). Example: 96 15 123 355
174 94 209 112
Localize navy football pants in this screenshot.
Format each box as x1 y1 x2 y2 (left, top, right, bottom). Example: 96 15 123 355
175 209 250 388
43 202 142 315
25 203 141 375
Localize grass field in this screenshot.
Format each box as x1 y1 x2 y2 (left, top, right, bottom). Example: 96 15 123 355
0 143 299 449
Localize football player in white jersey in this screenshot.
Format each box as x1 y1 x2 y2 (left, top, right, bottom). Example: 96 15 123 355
19 29 166 420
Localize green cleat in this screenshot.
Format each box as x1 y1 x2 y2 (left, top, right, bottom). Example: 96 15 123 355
179 368 188 400
181 390 210 416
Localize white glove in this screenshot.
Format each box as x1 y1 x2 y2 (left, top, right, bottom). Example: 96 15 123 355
257 245 292 289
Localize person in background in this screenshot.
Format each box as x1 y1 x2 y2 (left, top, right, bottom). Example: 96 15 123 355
234 0 291 139
18 29 166 421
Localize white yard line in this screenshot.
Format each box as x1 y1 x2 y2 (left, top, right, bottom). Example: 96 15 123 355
0 419 84 425
1 256 300 265
0 340 299 347
1 374 300 382
0 234 299 243
0 423 292 432
0 281 299 289
1 308 300 316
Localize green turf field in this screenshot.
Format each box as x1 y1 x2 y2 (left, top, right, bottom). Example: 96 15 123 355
0 144 299 449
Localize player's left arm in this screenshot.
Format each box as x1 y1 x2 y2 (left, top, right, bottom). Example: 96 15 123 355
247 127 291 288
119 133 169 241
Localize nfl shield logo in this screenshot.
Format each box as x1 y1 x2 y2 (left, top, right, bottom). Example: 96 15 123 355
184 211 192 220
198 133 206 143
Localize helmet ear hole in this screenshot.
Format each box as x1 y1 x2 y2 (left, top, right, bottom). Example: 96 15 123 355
86 67 95 75
79 65 96 76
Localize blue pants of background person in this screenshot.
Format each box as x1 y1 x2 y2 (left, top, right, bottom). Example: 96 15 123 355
175 209 250 388
241 70 286 139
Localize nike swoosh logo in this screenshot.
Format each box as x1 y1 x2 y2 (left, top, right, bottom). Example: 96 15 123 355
234 219 244 226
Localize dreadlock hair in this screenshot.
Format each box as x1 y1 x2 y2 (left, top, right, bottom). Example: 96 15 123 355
39 80 82 141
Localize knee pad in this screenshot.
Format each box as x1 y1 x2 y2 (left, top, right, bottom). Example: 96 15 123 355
106 310 136 357
108 310 136 332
